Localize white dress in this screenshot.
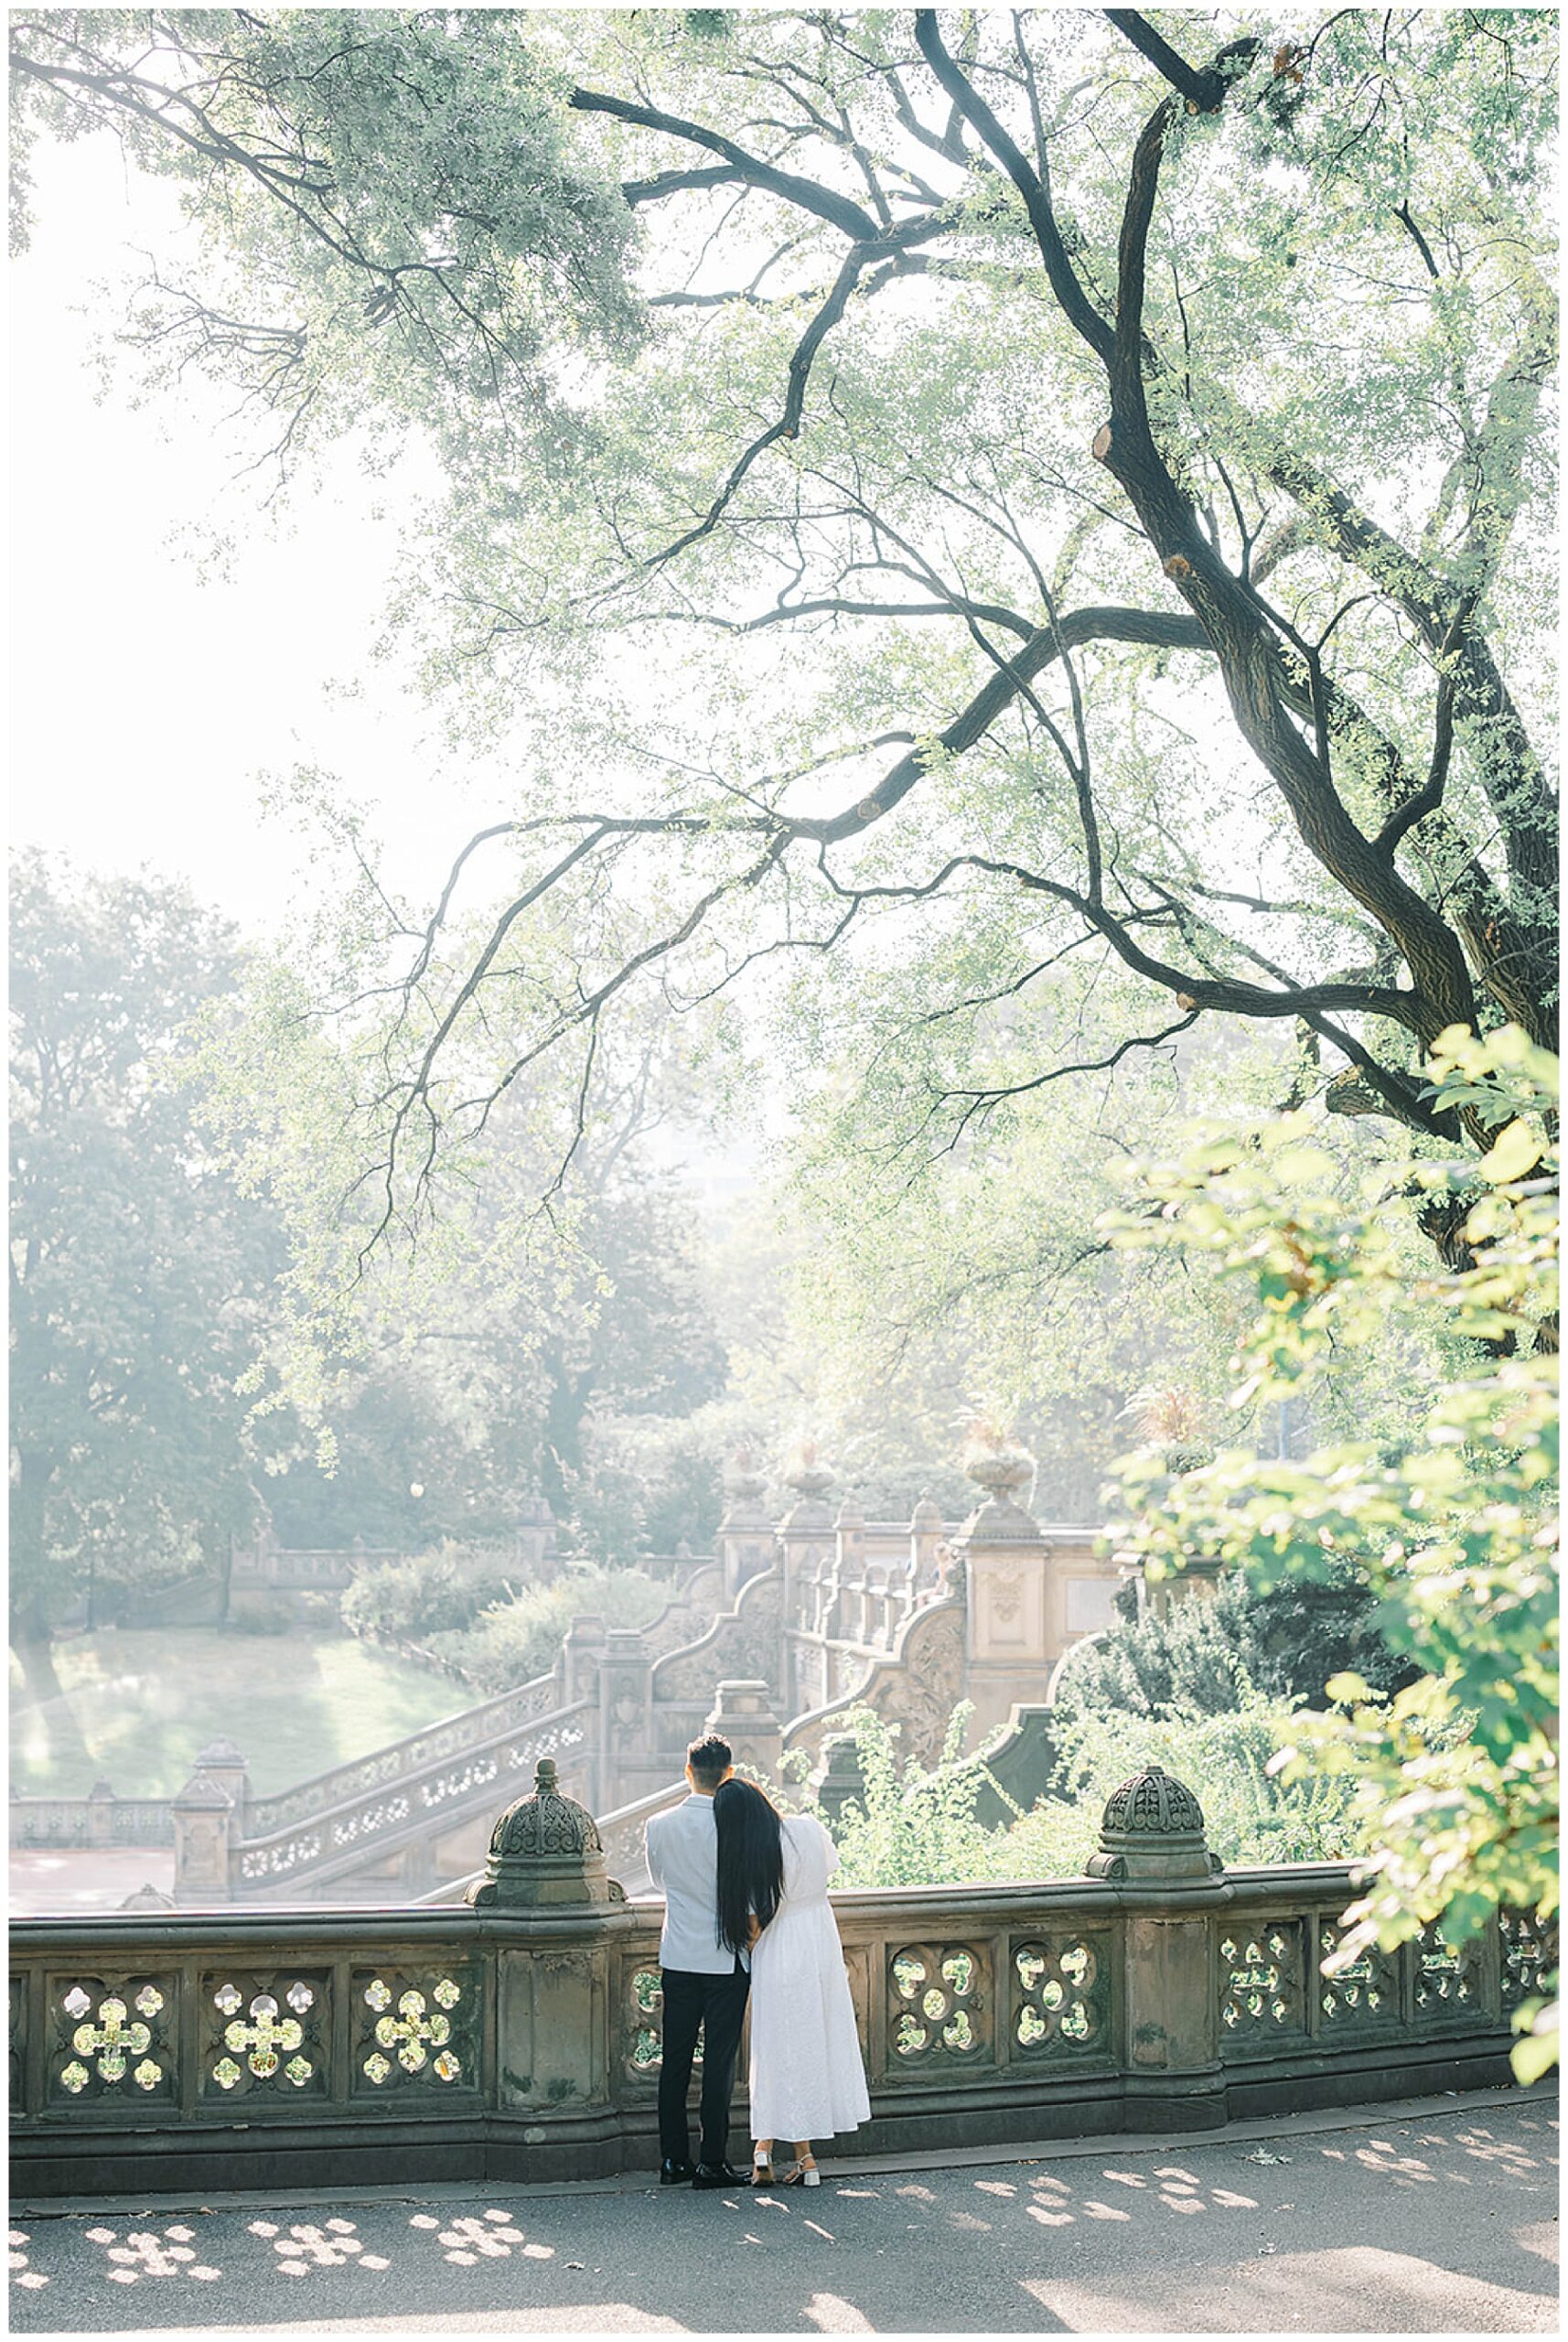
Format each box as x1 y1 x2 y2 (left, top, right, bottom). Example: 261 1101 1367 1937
747 1812 872 2143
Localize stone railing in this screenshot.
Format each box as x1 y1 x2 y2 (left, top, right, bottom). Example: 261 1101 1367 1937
783 1597 966 1773
10 1793 176 1850
244 1670 566 1837
639 1562 725 1659
231 1703 595 1896
648 1565 785 1725
11 1854 1549 2200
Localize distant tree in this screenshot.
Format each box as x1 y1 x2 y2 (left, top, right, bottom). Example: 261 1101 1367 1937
8 857 279 1745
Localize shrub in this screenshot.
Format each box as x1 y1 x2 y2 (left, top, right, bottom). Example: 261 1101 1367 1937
1050 1569 1412 1720
801 1693 1362 1890
293 1591 343 1630
1106 1025 1559 2079
340 1543 512 1647
791 1706 1004 1889
1013 1698 1364 1874
227 1595 295 1636
427 1566 669 1694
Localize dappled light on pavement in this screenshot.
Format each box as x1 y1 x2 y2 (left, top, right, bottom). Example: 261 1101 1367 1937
7 2101 1558 2333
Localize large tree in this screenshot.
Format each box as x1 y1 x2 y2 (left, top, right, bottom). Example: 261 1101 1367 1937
12 9 1556 1272
8 858 278 1739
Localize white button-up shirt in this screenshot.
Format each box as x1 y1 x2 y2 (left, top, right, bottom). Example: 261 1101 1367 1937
645 1793 749 1975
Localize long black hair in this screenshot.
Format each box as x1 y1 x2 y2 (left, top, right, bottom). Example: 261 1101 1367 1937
714 1777 785 1957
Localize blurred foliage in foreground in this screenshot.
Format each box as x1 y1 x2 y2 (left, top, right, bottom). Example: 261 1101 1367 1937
1107 1025 1558 2083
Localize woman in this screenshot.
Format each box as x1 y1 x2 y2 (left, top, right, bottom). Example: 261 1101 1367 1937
713 1777 871 2186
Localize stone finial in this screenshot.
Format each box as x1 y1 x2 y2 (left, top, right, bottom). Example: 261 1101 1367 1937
723 1445 769 1507
833 1491 865 1531
467 1757 615 1909
119 1881 177 1912
909 1495 943 1529
783 1439 834 1501
196 1737 247 1770
1085 1760 1222 1882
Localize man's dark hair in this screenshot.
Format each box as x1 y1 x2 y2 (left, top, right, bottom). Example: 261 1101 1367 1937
686 1734 732 1786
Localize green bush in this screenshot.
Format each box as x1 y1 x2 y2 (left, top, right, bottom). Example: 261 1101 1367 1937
1051 1569 1411 1720
789 1706 1004 1889
428 1566 669 1694
340 1543 513 1647
804 1694 1362 1890
293 1591 344 1630
227 1595 295 1636
1009 1700 1363 1875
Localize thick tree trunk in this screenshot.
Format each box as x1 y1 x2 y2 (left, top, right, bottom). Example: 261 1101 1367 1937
8 1594 93 1773
539 1342 597 1522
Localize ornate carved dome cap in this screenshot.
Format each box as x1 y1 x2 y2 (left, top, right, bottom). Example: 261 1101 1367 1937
1085 1759 1219 1883
467 1758 617 1908
1100 1760 1206 1844
489 1758 600 1861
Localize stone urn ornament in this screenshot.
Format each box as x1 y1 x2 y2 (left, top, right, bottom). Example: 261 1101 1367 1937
723 1445 769 1508
960 1417 1036 1501
782 1436 834 1502
467 1758 622 1908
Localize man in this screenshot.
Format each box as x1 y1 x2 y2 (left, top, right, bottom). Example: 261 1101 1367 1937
645 1733 750 2188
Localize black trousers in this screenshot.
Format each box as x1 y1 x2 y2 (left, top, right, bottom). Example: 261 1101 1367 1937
658 1961 750 2166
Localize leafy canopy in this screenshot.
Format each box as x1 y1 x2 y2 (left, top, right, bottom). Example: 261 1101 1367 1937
11 9 1556 1287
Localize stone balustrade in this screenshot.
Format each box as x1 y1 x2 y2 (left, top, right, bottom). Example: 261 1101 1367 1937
10 1791 177 1851
10 1473 1219 1908
11 1756 1549 2201
230 1703 596 1897
245 1672 569 1838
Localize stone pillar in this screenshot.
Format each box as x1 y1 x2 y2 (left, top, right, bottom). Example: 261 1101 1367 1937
194 1737 250 1828
956 1441 1054 1739
1085 1761 1229 2130
1142 1551 1227 1621
171 1776 234 1906
704 1680 782 1786
561 1614 607 1703
471 1760 631 2135
909 1495 945 1595
86 1780 117 1850
861 1557 881 1647
716 1448 775 1603
597 1628 653 1811
812 1731 867 1830
831 1493 864 1641
778 1451 835 1623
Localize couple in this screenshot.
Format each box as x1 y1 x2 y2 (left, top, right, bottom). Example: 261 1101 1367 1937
645 1732 870 2190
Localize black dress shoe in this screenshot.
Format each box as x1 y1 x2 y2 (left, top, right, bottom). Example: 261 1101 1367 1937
692 2161 748 2189
660 2158 696 2186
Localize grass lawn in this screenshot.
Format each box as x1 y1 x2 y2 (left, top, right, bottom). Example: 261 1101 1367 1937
9 1628 472 1797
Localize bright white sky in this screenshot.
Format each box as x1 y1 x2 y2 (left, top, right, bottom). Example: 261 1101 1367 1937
10 127 503 940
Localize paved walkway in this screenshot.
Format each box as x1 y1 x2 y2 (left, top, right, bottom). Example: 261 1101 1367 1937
9 1852 176 1916
9 2090 1558 2335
